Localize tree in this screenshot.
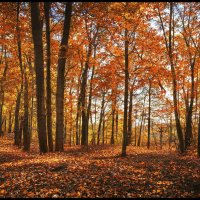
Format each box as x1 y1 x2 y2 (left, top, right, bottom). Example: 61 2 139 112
31 2 48 153
121 27 129 157
55 2 72 151
44 2 53 152
157 2 185 153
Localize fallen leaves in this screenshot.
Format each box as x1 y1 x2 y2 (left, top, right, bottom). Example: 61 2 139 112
0 138 200 198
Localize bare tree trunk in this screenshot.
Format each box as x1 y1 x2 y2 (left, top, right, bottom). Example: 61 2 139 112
44 2 53 152
3 118 6 134
76 78 81 145
86 45 96 144
110 92 116 145
18 116 23 146
169 115 173 148
127 89 133 145
102 117 105 145
81 43 92 146
134 111 137 146
0 48 8 137
137 96 146 146
8 109 12 133
31 2 48 153
147 79 151 149
169 3 184 153
115 109 118 143
55 2 72 151
23 73 30 151
0 103 4 137
185 61 195 149
97 93 105 145
14 88 22 145
25 54 34 143
17 2 30 151
160 125 163 150
122 28 129 157
158 2 184 153
198 112 200 157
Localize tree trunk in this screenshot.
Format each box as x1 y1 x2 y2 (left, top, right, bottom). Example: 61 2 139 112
44 2 53 152
17 2 30 151
198 112 200 157
76 78 81 145
137 96 146 146
158 2 185 153
97 93 105 145
185 62 195 149
8 109 12 133
0 104 3 137
169 2 185 153
25 54 34 142
14 88 22 145
18 117 23 146
81 44 92 146
23 73 30 151
134 112 137 146
169 116 172 148
102 117 105 145
127 89 133 145
147 79 151 149
31 2 48 153
86 45 96 144
160 125 163 149
115 109 118 143
111 92 116 145
29 86 34 143
0 48 8 137
4 118 6 134
55 2 72 151
122 28 129 157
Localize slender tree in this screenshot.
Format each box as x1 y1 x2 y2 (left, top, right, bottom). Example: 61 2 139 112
31 2 48 153
44 2 53 152
122 28 129 157
147 79 151 149
157 2 185 153
55 2 73 151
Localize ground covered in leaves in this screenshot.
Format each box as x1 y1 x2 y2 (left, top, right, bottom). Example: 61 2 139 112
0 137 200 198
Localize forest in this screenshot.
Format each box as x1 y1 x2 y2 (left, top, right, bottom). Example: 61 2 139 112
0 2 200 198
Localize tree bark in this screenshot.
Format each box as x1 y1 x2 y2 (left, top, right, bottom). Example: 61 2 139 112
0 49 8 137
17 2 30 151
198 112 200 157
157 2 185 153
81 44 92 146
97 92 105 145
137 96 146 147
8 109 12 133
75 77 81 145
44 2 53 152
147 79 151 149
111 91 116 145
31 2 48 153
127 89 133 145
14 88 22 145
169 2 185 153
23 73 30 151
115 109 118 143
185 59 195 149
122 28 129 157
86 45 96 144
55 2 72 151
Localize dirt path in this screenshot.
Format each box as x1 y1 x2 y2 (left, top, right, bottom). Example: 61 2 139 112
0 137 200 198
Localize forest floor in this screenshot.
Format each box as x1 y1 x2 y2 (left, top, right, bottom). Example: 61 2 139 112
0 136 200 198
